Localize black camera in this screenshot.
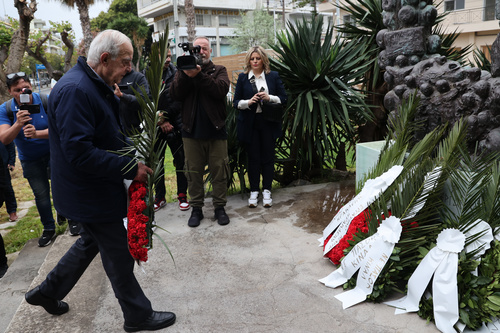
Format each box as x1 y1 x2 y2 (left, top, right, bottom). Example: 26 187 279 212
177 42 203 70
19 88 40 114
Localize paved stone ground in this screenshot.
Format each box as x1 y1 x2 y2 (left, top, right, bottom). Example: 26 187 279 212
1 182 440 333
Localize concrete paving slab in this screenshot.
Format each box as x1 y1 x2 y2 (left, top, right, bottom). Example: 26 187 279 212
4 182 440 333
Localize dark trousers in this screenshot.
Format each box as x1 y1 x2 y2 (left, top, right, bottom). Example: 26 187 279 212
3 165 17 214
0 234 6 266
20 155 55 230
183 138 228 208
155 132 188 199
39 221 153 323
247 114 276 192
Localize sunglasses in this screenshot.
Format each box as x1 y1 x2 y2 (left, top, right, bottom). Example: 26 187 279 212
6 72 26 80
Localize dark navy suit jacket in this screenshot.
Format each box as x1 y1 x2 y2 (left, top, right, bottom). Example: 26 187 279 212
233 71 287 144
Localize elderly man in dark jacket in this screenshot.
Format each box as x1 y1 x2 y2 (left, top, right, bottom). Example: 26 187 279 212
170 36 230 228
24 30 176 332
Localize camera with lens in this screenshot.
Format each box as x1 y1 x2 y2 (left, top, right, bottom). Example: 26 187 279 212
19 88 40 114
177 42 203 70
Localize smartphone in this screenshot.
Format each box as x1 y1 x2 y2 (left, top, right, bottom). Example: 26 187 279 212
19 104 40 114
118 84 128 90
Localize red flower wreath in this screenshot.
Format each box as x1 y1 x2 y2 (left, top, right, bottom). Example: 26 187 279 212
323 209 412 265
127 180 150 262
323 209 370 265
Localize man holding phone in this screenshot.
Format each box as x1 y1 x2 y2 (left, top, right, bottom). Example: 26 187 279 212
0 72 58 247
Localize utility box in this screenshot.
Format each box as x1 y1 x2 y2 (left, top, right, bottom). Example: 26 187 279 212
355 140 386 188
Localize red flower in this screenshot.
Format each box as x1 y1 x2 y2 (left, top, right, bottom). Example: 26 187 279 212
127 180 151 262
323 209 398 265
323 209 370 265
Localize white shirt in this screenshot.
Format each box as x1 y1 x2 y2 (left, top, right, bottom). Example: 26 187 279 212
237 70 281 112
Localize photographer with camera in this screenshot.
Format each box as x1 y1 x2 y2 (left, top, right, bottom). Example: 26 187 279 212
0 72 57 247
170 37 230 227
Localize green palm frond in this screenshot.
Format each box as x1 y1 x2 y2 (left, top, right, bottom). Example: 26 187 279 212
433 24 473 65
117 32 169 251
483 161 500 234
469 46 492 71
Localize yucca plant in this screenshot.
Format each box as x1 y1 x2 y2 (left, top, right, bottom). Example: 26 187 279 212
335 0 389 143
469 46 492 71
269 16 373 183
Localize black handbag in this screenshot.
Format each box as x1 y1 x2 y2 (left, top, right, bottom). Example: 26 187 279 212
249 76 283 123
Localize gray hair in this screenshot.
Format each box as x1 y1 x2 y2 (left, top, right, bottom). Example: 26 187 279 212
87 30 132 66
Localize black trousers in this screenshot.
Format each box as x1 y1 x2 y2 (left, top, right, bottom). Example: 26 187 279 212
155 131 188 198
0 233 6 266
247 114 276 192
39 221 153 323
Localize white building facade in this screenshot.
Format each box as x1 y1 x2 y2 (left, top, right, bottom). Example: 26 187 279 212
137 0 259 58
137 0 332 58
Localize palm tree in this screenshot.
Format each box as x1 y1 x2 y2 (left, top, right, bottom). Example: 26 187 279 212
59 0 97 56
185 0 195 42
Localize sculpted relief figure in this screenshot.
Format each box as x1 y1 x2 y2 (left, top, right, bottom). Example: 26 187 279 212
378 0 500 153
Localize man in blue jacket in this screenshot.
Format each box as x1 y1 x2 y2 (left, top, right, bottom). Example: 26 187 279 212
0 73 56 246
24 30 176 332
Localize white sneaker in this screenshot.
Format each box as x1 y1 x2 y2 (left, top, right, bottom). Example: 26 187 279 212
248 191 259 208
262 189 272 208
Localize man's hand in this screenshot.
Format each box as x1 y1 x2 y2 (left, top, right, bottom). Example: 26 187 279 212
159 121 174 134
15 110 32 127
113 84 123 98
23 124 37 138
134 162 153 183
183 65 201 78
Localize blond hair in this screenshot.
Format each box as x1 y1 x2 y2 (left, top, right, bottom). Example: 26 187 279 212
243 46 270 74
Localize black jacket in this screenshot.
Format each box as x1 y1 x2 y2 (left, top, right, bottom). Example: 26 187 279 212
118 69 151 133
158 63 182 132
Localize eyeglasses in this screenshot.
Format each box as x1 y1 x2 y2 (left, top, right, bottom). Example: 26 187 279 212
6 72 26 80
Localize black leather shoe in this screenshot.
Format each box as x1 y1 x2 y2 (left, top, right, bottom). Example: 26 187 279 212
214 206 230 225
25 286 69 315
124 311 176 332
188 207 203 228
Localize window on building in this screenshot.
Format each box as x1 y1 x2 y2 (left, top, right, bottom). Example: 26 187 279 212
444 0 465 11
484 0 495 20
219 15 228 26
228 15 241 27
343 14 355 26
196 14 204 26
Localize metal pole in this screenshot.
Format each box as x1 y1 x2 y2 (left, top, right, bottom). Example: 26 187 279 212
173 0 180 58
274 3 277 44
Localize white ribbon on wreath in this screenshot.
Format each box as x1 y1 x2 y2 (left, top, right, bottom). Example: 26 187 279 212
319 216 402 309
320 165 404 255
385 228 465 333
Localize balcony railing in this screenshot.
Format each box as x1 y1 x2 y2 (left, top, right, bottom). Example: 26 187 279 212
446 5 496 24
138 0 163 10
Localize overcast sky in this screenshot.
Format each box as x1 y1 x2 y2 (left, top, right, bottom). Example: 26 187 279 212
1 0 111 42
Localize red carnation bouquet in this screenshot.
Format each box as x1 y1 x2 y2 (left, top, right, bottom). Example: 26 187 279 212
323 209 370 265
127 180 152 262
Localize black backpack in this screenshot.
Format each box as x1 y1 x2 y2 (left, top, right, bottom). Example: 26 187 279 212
4 94 48 123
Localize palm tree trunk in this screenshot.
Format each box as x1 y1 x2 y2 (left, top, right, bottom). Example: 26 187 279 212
185 0 196 42
76 0 93 56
